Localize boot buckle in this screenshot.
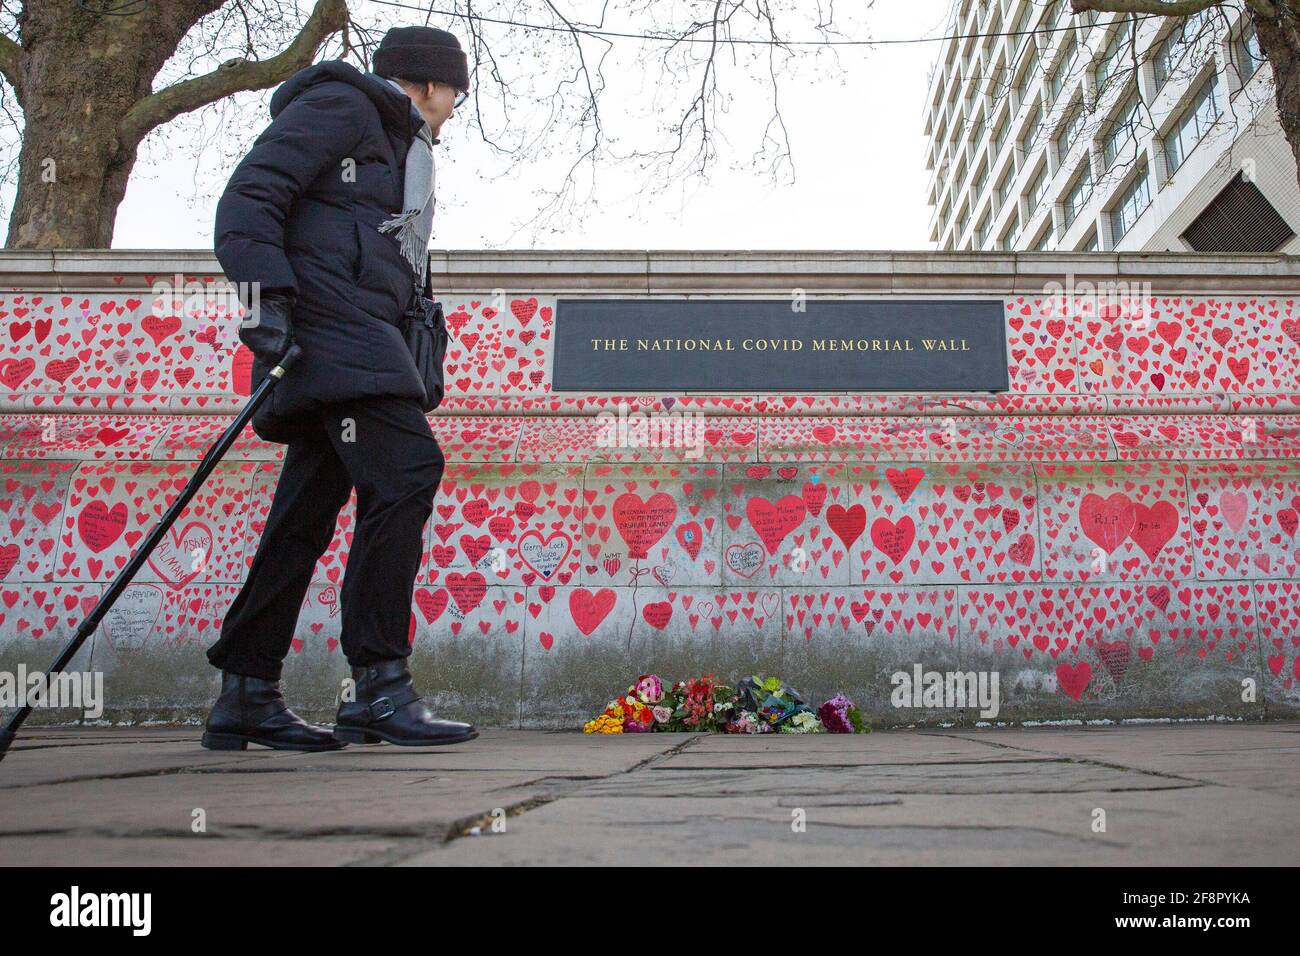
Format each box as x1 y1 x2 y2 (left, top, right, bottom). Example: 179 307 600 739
369 697 397 720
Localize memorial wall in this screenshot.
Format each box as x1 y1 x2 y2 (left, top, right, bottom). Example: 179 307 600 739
2 250 1299 727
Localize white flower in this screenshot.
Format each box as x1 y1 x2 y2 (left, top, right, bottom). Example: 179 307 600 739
781 712 822 733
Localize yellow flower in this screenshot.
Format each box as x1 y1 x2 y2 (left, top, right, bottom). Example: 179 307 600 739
584 713 624 734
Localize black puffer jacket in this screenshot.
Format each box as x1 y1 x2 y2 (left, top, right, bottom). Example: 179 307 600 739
215 60 435 442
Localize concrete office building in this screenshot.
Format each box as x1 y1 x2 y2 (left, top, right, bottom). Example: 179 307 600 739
923 0 1300 253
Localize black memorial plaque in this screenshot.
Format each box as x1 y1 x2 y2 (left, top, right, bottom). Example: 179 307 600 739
551 299 1009 392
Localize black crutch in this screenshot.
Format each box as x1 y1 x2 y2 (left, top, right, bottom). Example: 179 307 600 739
0 343 304 762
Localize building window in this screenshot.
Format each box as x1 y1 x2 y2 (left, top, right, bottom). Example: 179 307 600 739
988 52 1010 99
1056 99 1086 165
1030 222 1052 251
1102 94 1142 168
998 212 1018 250
1022 100 1044 151
1016 44 1041 102
1079 228 1100 251
994 113 1010 154
1235 21 1265 81
1011 2 1033 49
996 168 1013 209
1152 9 1210 91
976 210 990 248
1111 163 1153 242
974 160 989 197
1094 26 1132 92
983 10 1000 58
1063 162 1094 228
1049 36 1076 103
1163 75 1222 174
1025 162 1049 214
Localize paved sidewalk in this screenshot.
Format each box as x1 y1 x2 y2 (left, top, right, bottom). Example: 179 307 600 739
0 721 1297 866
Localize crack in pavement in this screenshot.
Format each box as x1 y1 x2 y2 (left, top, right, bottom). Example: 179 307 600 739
919 730 1220 789
375 736 706 865
640 757 1074 771
0 735 704 867
596 816 1126 846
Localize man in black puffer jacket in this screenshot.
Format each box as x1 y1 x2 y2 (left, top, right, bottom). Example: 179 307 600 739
202 27 477 752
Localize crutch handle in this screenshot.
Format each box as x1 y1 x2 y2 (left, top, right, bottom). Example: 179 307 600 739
272 342 304 376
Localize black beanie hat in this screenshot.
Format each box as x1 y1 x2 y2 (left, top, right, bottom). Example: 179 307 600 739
374 26 469 92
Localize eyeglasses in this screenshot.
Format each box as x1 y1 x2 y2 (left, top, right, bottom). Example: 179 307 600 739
453 89 468 108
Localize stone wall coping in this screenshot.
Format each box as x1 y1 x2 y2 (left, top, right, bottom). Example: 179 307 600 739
5 249 1300 293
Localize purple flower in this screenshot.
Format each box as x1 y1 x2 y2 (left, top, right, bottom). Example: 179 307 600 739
818 693 855 733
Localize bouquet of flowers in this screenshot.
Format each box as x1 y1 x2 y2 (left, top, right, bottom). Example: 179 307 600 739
730 675 821 733
583 674 872 735
583 673 674 734
817 692 870 734
722 708 769 734
661 674 735 732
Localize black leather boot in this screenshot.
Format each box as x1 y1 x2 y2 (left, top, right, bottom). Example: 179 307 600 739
201 671 344 752
333 659 478 746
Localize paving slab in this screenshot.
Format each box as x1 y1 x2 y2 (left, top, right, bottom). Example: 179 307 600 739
0 722 1296 866
404 784 1299 866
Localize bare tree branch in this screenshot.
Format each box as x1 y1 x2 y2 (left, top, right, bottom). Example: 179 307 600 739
0 31 20 102
116 0 347 149
1072 0 1270 19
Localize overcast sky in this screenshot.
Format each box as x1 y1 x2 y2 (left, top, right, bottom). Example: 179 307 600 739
66 0 956 251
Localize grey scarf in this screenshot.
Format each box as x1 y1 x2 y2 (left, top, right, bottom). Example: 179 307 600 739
379 77 435 289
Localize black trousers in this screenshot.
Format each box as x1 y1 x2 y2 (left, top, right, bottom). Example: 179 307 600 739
208 395 443 681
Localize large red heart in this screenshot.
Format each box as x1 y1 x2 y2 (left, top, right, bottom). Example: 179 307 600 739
870 515 915 565
445 571 486 615
1079 492 1136 554
826 503 866 550
77 500 128 554
1130 500 1179 561
612 492 676 559
569 587 616 635
885 467 924 503
1056 661 1092 700
746 495 806 556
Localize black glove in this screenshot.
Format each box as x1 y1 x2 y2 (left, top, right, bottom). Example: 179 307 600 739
240 290 295 365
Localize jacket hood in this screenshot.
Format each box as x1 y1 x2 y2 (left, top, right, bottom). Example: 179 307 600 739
270 60 429 142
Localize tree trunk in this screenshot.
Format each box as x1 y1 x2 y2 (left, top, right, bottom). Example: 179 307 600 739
1252 4 1300 193
6 100 139 249
4 0 346 249
5 2 212 248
